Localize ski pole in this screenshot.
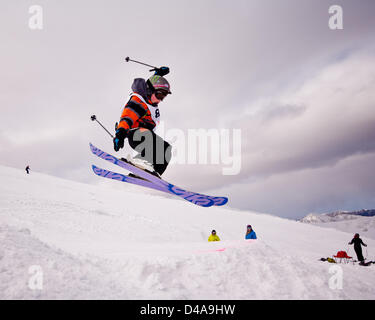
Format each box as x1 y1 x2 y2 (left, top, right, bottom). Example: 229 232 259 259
90 115 114 139
125 56 157 70
125 56 170 75
346 246 353 264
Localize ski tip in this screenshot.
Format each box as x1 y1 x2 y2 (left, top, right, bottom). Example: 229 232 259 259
218 197 229 206
91 164 100 174
209 196 228 206
89 143 99 153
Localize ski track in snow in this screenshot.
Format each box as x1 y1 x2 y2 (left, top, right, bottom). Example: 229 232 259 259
1 165 375 299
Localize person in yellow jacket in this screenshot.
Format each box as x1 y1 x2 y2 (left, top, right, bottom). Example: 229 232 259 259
208 230 220 242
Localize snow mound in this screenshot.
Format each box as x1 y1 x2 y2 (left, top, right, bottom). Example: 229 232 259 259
0 224 129 299
1 165 375 299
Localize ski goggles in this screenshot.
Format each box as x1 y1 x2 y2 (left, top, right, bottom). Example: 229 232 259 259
155 90 169 101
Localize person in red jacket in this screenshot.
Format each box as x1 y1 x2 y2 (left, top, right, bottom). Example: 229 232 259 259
113 70 172 178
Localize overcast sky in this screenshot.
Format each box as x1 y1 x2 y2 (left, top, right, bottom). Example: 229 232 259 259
1 0 375 219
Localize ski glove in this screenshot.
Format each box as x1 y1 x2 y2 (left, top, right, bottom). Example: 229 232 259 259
113 128 128 152
153 66 170 77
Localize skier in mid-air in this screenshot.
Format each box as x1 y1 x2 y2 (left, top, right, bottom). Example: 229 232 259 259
113 67 172 179
89 58 228 207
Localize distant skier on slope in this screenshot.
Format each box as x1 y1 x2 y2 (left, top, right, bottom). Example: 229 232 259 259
113 67 172 179
245 225 257 239
208 230 221 242
25 165 30 174
348 233 367 263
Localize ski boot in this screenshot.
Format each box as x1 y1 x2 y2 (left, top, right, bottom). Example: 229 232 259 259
120 155 161 180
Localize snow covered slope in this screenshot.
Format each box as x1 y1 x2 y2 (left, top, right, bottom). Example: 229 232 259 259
1 165 375 299
300 211 375 240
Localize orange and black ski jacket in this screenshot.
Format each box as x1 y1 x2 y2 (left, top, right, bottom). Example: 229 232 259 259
117 78 161 132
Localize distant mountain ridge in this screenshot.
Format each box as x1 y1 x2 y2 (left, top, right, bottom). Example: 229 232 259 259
299 209 375 224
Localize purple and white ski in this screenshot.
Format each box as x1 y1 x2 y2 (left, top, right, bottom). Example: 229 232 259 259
92 165 168 193
89 143 228 207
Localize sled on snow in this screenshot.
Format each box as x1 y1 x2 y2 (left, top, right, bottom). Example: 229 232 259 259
333 251 354 264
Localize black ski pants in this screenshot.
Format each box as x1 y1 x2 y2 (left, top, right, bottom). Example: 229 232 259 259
127 128 172 176
354 245 364 262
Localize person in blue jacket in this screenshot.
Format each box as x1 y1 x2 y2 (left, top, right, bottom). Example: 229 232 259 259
245 225 257 239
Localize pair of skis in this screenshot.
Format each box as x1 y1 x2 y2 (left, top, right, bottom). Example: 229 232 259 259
89 143 228 207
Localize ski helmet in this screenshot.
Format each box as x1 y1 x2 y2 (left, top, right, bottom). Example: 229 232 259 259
147 75 172 94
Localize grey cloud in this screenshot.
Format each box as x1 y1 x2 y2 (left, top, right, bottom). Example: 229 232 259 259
229 50 375 179
260 104 308 123
221 152 375 219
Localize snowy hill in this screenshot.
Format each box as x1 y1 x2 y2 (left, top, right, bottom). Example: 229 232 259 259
1 165 375 300
300 211 375 240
